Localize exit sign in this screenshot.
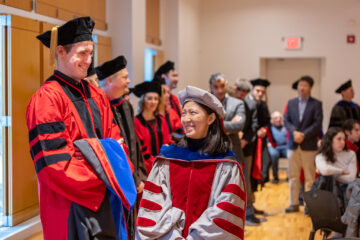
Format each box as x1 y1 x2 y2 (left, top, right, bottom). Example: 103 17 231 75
284 37 302 50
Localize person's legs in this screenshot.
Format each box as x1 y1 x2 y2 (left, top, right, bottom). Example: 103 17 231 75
268 146 280 181
301 150 317 192
286 147 302 212
244 155 260 225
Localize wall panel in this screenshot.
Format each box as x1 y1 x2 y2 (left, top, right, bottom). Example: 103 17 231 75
10 15 40 226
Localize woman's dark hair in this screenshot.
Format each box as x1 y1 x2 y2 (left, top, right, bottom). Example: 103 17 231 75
318 127 347 163
177 101 231 155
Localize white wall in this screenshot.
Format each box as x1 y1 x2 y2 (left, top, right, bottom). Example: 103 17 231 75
195 0 360 129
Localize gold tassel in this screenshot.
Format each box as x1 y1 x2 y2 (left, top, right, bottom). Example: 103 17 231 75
49 26 59 67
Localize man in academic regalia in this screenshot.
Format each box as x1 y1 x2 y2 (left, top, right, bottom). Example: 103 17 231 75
233 79 261 225
329 80 360 128
26 17 136 239
249 79 275 183
152 75 184 140
154 61 182 118
96 56 147 240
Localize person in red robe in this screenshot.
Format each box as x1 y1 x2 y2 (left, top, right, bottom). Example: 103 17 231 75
27 17 135 239
154 61 182 118
137 86 246 240
133 81 171 174
153 75 184 140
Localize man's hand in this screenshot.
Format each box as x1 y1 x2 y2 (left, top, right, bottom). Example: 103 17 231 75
241 139 248 148
238 131 244 139
293 131 305 143
137 181 145 193
231 115 242 122
257 127 267 138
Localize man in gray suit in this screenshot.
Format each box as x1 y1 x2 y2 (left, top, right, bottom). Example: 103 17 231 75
209 73 246 163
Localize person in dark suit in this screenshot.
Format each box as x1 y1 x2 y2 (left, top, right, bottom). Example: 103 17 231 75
284 76 323 213
209 73 246 163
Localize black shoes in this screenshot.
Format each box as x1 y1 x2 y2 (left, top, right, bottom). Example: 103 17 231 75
272 178 279 184
285 205 299 213
245 214 261 226
253 207 265 215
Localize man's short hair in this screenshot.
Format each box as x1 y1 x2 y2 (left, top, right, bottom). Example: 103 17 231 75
209 73 226 86
235 78 252 92
342 119 360 132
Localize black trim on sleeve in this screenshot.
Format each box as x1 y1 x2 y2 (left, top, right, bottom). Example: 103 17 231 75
30 138 67 159
35 153 71 173
29 121 66 142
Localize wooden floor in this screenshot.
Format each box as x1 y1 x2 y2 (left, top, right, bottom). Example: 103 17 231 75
26 170 326 240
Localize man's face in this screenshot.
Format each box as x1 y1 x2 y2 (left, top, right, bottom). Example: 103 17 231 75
210 79 228 102
271 112 283 127
164 69 179 90
109 68 131 98
252 85 266 101
341 86 355 101
58 41 94 81
297 80 312 98
234 86 248 100
347 123 360 143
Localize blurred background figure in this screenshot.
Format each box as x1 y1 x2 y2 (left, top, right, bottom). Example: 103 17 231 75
268 111 288 184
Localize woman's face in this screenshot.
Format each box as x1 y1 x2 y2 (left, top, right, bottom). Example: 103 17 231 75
181 101 215 139
332 131 346 153
144 92 159 113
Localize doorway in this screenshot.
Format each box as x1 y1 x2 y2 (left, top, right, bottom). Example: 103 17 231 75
261 58 322 114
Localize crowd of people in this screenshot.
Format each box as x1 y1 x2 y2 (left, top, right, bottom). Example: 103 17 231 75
26 16 360 239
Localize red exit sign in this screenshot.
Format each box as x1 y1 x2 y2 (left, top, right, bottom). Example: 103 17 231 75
284 37 302 50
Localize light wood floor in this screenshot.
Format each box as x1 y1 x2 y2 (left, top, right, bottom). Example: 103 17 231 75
26 170 325 240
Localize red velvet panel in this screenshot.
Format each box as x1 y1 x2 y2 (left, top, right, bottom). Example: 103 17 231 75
136 217 156 227
140 199 163 211
222 184 246 200
144 181 163 194
216 201 244 218
213 218 244 240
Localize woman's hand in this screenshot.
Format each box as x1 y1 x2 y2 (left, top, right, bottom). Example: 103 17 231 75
342 170 350 175
137 181 145 193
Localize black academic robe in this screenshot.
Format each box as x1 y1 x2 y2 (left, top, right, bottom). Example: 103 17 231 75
110 97 147 240
252 99 273 189
329 100 360 128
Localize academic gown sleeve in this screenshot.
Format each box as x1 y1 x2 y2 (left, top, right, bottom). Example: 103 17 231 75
26 88 106 211
137 159 186 239
187 162 246 240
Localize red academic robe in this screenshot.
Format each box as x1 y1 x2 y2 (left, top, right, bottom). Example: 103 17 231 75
134 114 171 174
169 93 182 118
164 108 184 135
26 70 124 239
137 145 246 239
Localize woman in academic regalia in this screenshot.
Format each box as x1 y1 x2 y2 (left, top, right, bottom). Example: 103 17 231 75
133 81 171 174
136 86 246 240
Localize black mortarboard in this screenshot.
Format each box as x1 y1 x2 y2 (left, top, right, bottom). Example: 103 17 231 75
250 78 270 87
154 61 175 77
335 80 352 94
152 75 166 85
37 17 95 48
292 80 299 90
87 58 96 77
132 81 162 97
95 56 127 80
